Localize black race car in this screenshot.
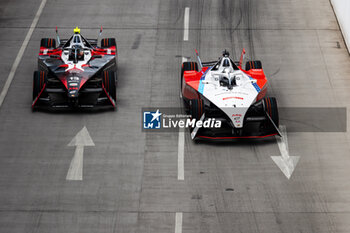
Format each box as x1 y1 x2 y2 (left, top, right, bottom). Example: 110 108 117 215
32 27 117 110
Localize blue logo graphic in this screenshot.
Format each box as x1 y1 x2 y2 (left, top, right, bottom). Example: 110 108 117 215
143 109 162 129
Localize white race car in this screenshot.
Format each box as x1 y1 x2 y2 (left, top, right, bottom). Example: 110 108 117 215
181 49 280 140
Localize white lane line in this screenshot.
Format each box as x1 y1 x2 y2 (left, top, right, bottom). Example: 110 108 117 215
0 0 47 108
66 126 95 181
175 212 183 233
178 127 185 180
183 7 190 41
177 56 187 180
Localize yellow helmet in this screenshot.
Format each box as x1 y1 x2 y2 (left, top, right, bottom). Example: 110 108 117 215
74 27 80 34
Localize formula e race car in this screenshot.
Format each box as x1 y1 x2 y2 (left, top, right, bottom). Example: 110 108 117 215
181 49 280 140
32 27 117 110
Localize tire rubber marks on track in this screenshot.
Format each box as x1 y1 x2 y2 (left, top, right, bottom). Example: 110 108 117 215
271 125 300 179
66 126 95 181
0 0 47 108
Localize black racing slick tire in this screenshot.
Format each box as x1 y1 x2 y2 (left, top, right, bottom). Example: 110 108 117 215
190 99 204 121
101 38 116 48
245 60 262 71
40 38 56 49
103 71 116 101
182 61 198 73
33 71 47 101
263 97 279 127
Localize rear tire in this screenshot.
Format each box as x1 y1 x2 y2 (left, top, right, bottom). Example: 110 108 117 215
40 38 56 49
245 60 262 71
103 71 116 101
33 71 47 101
101 38 116 48
263 97 279 127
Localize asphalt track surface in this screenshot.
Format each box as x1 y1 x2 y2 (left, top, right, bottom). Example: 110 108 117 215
0 0 350 232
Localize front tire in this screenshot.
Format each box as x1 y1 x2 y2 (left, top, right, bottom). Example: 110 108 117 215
40 38 56 49
245 60 262 71
182 61 198 73
101 38 116 48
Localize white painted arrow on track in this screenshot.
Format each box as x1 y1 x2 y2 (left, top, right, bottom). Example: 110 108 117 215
66 126 95 181
271 125 300 179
